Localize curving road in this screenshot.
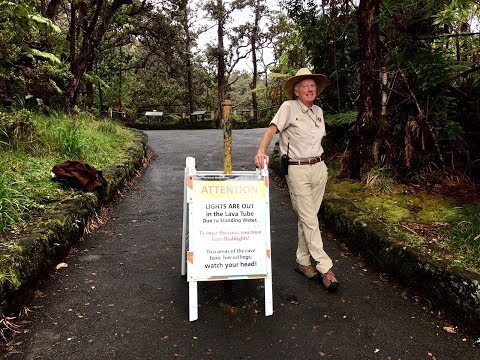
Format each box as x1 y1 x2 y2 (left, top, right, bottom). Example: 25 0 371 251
5 129 479 359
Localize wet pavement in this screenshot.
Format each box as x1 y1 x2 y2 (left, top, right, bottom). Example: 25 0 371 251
4 129 479 359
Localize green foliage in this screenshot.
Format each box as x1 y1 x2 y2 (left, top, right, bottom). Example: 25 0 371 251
164 114 182 123
280 0 480 181
362 166 394 194
29 49 62 64
57 121 82 158
440 205 480 265
0 111 134 231
96 120 120 135
434 0 476 28
324 111 358 127
0 1 69 108
281 0 360 112
0 109 35 149
230 112 251 127
272 17 310 74
83 72 109 90
381 0 479 179
0 165 35 232
0 126 7 146
328 178 480 270
28 14 61 33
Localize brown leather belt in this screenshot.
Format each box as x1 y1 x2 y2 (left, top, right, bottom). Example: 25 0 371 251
288 156 323 165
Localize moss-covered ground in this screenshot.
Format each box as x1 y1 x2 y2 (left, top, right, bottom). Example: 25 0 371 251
327 180 480 274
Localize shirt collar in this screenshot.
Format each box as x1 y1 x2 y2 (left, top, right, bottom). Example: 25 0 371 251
296 100 314 113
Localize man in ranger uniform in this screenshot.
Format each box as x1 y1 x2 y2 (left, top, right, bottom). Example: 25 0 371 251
254 68 339 292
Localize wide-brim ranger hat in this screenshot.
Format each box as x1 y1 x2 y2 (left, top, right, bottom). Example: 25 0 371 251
284 68 328 100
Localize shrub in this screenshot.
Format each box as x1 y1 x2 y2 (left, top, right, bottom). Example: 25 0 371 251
0 110 35 148
362 166 393 194
57 121 82 158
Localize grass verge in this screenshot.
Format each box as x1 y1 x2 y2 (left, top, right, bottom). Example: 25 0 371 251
0 110 135 232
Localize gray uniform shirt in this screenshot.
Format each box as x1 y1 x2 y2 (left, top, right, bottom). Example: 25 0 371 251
270 100 326 161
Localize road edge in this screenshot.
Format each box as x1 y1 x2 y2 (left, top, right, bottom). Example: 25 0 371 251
0 129 149 317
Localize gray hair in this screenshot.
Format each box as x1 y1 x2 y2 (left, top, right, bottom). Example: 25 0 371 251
293 82 301 98
293 82 301 93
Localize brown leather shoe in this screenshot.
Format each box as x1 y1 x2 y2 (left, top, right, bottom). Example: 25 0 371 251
294 262 319 280
322 270 340 292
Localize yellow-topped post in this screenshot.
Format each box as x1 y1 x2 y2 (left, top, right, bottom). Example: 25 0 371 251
222 100 233 175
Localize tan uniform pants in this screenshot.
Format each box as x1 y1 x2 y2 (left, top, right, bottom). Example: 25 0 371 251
286 161 332 274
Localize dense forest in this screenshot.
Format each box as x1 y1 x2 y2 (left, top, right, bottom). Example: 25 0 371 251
1 0 479 192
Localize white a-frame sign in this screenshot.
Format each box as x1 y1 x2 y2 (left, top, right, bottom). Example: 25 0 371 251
181 157 273 321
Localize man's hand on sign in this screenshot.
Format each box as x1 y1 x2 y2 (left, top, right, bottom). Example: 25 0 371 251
254 123 277 169
255 153 269 169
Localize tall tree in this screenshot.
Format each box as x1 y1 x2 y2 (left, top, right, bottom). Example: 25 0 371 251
205 0 248 127
179 0 195 115
60 0 134 111
345 0 383 178
269 14 306 73
282 0 359 112
164 0 205 115
205 0 251 127
205 0 228 127
246 0 268 126
217 0 229 128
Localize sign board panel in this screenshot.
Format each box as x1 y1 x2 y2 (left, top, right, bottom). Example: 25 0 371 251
187 175 269 281
181 157 273 321
145 111 163 116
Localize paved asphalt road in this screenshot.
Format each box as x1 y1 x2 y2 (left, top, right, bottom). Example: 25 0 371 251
4 129 479 359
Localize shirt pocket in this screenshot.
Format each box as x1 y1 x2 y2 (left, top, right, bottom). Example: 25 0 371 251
292 119 323 145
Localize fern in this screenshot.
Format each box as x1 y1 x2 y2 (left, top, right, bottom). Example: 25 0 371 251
30 49 62 64
324 111 358 127
29 14 61 33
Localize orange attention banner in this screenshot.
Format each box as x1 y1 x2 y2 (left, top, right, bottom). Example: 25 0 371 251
193 180 265 200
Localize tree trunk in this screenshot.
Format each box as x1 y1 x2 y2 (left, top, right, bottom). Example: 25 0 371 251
84 45 95 110
344 0 383 179
46 0 62 20
41 0 46 17
251 44 258 126
68 1 76 70
250 0 261 127
186 57 193 115
216 0 226 129
86 83 94 109
180 0 194 115
330 0 342 111
62 0 132 111
96 60 104 114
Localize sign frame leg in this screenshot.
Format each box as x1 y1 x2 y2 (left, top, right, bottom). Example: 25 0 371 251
264 278 273 316
181 166 188 276
182 157 196 276
189 281 198 321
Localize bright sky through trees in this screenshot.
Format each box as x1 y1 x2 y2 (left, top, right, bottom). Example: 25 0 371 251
194 0 280 71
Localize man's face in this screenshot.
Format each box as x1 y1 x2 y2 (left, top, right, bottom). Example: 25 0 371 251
294 79 317 106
